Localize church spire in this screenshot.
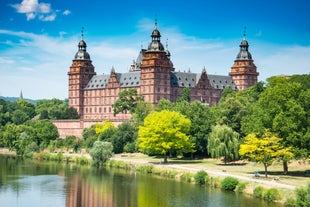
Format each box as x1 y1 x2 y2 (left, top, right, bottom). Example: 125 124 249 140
19 90 23 100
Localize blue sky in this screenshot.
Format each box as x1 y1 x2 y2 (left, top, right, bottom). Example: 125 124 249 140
0 0 309 99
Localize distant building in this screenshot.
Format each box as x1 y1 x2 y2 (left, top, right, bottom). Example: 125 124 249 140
54 23 259 137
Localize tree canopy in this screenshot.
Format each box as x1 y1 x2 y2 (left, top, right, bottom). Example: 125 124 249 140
207 124 239 164
239 130 293 177
112 89 144 115
138 110 194 163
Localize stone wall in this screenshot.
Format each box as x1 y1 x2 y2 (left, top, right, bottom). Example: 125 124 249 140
52 119 125 138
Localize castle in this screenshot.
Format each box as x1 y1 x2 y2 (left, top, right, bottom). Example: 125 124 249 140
53 23 259 137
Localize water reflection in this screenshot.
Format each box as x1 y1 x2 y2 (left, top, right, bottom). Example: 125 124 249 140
0 156 281 207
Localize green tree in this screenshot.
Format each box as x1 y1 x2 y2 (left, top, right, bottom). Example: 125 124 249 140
112 89 144 115
36 98 78 119
132 101 154 126
138 110 194 163
177 87 191 102
241 76 309 173
239 131 294 177
110 121 137 153
89 141 113 167
207 124 239 164
27 120 59 149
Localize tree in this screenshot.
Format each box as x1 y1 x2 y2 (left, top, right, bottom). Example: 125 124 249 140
207 124 239 164
138 110 194 163
89 141 113 167
241 76 309 173
95 120 115 134
177 87 191 102
110 121 137 153
131 101 154 127
239 131 293 177
112 89 144 115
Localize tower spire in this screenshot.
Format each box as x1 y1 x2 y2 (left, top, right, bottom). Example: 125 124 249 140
155 15 158 29
243 26 247 40
81 26 84 40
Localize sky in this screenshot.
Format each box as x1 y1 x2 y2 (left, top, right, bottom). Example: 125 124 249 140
0 0 309 100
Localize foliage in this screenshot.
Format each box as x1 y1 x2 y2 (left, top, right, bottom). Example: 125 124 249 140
241 75 309 164
235 182 247 193
253 186 265 198
221 176 239 191
284 198 296 207
35 98 79 120
95 120 115 134
263 188 281 202
112 89 144 115
131 101 154 126
295 184 310 207
138 110 194 163
82 125 97 149
156 100 216 156
239 130 294 177
89 141 113 167
177 87 191 102
194 170 209 185
207 124 239 164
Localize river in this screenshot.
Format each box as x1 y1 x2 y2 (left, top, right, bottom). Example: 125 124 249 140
0 155 281 207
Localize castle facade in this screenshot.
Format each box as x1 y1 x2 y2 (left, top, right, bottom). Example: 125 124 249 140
54 24 259 137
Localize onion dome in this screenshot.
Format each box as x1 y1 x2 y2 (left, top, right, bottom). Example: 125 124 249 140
147 22 165 51
236 28 252 60
74 40 91 60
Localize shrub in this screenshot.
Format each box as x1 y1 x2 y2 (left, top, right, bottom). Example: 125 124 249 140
235 182 247 193
295 186 309 207
263 188 281 202
89 141 113 167
194 170 209 185
284 198 296 207
136 165 154 174
253 186 265 198
221 176 239 191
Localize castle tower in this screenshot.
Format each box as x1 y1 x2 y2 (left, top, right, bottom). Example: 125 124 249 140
229 30 259 90
68 32 96 117
140 21 174 104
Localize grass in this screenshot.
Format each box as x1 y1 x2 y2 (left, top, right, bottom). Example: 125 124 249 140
113 153 310 188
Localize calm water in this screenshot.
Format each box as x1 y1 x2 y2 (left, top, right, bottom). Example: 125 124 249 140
0 155 281 207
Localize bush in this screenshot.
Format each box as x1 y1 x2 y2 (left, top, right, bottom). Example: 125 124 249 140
194 170 209 185
221 176 239 191
253 186 265 198
284 198 296 207
295 186 310 207
89 141 113 167
263 188 281 202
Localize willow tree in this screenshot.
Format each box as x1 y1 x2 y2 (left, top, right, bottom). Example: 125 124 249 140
239 130 293 177
138 110 194 163
207 124 239 164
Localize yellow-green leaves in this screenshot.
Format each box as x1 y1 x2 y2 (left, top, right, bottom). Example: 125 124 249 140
138 110 194 162
95 120 115 134
239 130 293 177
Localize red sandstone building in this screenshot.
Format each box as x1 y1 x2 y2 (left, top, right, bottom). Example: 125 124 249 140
54 24 259 137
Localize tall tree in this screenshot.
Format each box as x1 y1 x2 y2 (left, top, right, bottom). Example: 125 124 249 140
112 89 144 115
207 124 239 164
239 130 293 177
138 110 194 163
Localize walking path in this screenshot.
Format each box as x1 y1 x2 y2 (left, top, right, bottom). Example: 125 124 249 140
112 156 296 190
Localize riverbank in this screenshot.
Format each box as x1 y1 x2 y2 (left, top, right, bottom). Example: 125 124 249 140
1 148 309 205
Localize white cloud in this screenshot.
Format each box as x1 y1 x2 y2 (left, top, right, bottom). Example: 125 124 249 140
62 10 71 16
11 0 70 22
